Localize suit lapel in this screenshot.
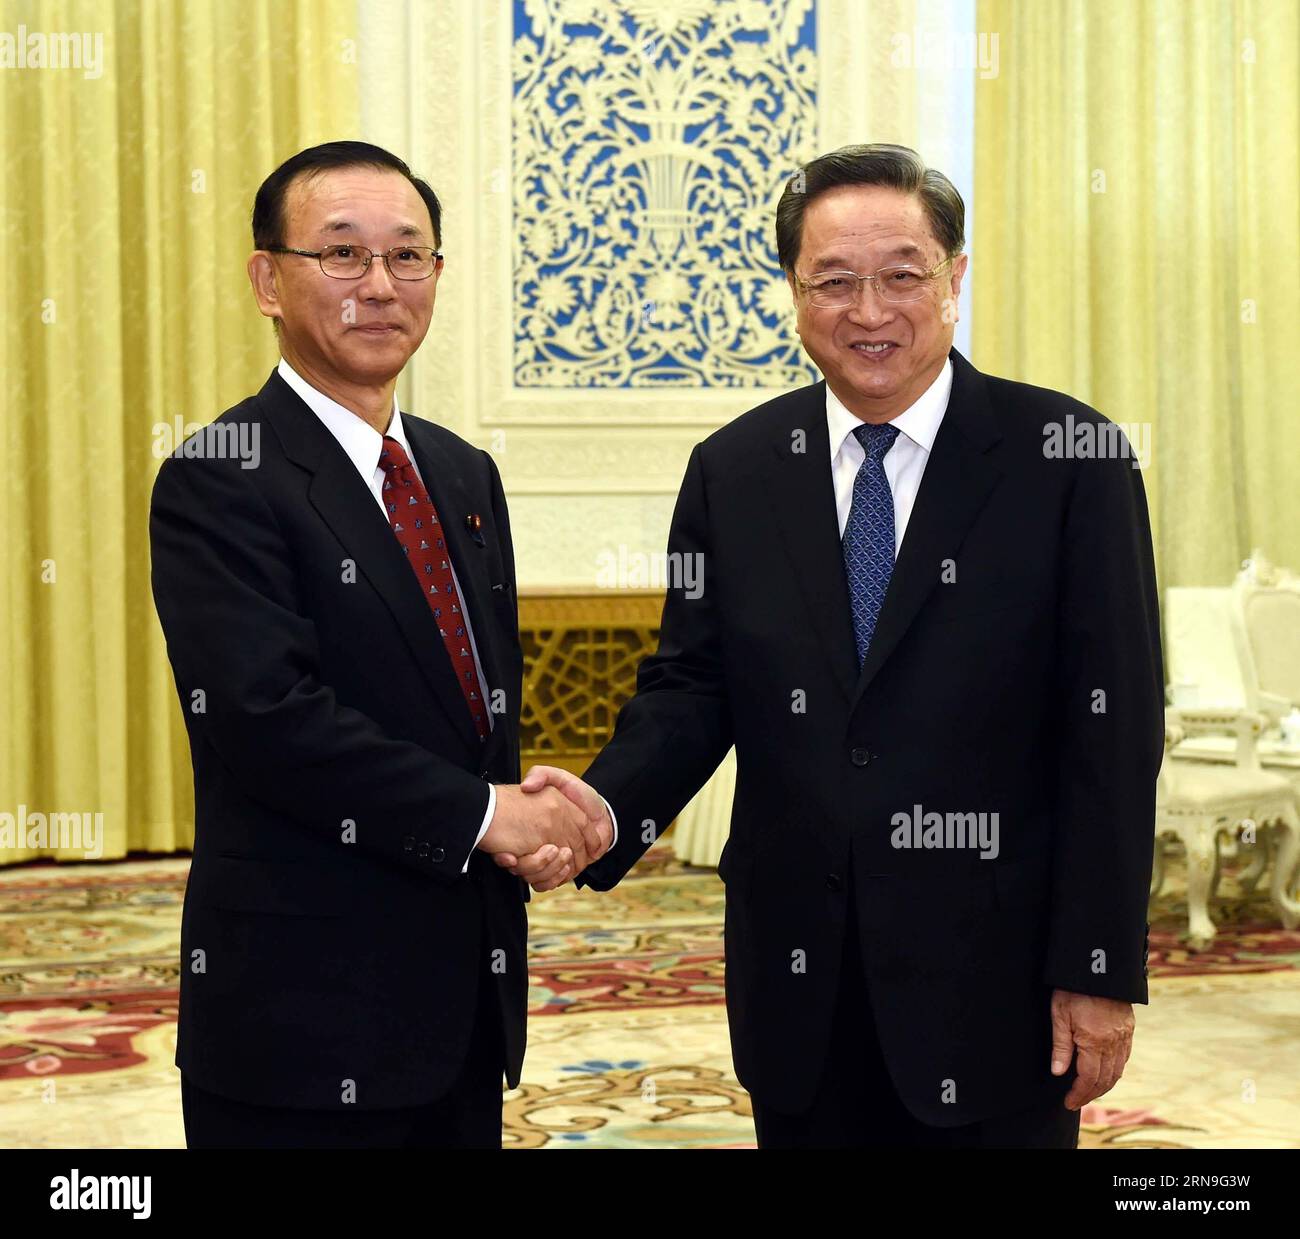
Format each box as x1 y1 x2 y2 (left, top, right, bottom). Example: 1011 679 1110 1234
849 348 1004 709
258 371 482 752
765 382 863 706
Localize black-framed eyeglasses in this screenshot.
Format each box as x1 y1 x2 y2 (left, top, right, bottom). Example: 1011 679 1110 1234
796 255 956 307
268 243 444 281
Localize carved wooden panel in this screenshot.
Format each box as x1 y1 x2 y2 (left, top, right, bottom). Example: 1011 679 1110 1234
518 589 664 768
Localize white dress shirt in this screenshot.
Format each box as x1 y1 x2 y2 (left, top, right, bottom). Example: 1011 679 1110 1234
277 358 496 871
827 357 953 548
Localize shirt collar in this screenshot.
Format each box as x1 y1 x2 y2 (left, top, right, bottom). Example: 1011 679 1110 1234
826 356 953 460
276 357 409 477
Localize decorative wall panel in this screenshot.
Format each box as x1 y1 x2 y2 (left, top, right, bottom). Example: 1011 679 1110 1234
511 0 819 390
518 590 664 767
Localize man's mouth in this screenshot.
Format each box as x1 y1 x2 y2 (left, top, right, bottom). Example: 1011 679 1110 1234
849 341 899 356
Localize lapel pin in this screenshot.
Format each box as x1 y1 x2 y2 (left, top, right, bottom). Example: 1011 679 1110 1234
466 513 485 546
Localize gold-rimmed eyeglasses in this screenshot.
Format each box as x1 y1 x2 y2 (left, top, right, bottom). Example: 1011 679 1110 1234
268 243 444 281
795 255 956 307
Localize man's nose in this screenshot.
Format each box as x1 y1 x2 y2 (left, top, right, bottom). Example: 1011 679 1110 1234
356 255 398 298
845 279 893 328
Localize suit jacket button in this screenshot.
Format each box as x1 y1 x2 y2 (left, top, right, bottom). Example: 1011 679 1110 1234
826 873 842 892
402 835 415 852
850 748 872 767
417 842 430 859
431 846 446 863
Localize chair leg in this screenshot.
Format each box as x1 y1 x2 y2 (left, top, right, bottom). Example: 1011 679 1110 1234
1150 835 1167 898
1239 822 1269 893
1178 820 1218 950
1268 811 1300 930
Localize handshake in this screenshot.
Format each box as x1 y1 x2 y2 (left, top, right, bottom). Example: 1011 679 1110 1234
477 765 613 892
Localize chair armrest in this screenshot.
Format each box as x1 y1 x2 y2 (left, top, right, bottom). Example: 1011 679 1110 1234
1171 706 1266 736
1165 707 1268 769
1257 692 1292 724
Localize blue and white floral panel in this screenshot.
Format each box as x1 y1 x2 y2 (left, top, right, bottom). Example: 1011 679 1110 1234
512 0 819 389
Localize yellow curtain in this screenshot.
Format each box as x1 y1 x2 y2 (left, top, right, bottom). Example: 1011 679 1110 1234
0 0 359 865
973 0 1300 590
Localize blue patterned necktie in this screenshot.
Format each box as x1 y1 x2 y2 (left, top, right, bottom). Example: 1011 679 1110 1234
842 421 901 667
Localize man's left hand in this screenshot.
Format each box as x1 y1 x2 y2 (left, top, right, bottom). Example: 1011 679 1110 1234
1050 989 1135 1110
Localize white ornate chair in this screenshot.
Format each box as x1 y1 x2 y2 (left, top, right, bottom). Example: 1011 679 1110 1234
1154 707 1300 949
1228 550 1300 719
1164 585 1250 711
1167 553 1300 903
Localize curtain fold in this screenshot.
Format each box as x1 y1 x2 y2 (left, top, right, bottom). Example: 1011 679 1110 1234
1 0 359 864
973 0 1300 592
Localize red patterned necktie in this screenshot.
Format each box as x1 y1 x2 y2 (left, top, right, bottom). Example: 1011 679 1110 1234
377 435 489 740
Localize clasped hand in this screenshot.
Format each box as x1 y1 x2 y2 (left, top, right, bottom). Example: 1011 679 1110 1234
478 765 611 891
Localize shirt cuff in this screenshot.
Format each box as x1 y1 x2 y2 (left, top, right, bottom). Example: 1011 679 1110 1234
463 783 496 873
600 795 618 850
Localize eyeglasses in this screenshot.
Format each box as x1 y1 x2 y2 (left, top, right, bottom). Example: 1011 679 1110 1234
795 256 956 307
268 243 444 281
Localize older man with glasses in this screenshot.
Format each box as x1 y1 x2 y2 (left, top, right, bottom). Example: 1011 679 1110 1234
505 143 1164 1149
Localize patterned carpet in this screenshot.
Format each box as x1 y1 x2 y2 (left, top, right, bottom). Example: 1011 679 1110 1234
1 848 1297 1148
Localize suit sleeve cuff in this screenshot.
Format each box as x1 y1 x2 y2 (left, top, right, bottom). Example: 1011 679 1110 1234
600 795 618 850
463 783 496 873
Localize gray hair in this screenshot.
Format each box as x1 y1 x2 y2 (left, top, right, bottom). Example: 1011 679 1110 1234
775 143 965 272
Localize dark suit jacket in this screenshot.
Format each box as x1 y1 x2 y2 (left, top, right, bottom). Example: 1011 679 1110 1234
149 368 527 1110
578 347 1165 1125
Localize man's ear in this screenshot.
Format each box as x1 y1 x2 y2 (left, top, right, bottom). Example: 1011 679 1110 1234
948 252 968 303
940 252 968 326
785 269 808 346
247 251 282 325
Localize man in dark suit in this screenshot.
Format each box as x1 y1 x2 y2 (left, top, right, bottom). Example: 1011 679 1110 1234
150 142 607 1149
499 144 1165 1148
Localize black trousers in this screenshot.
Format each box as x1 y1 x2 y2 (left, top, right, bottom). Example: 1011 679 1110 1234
181 945 506 1150
751 880 1080 1149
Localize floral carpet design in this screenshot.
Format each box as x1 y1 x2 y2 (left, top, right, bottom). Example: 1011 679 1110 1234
1 850 1295 1148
